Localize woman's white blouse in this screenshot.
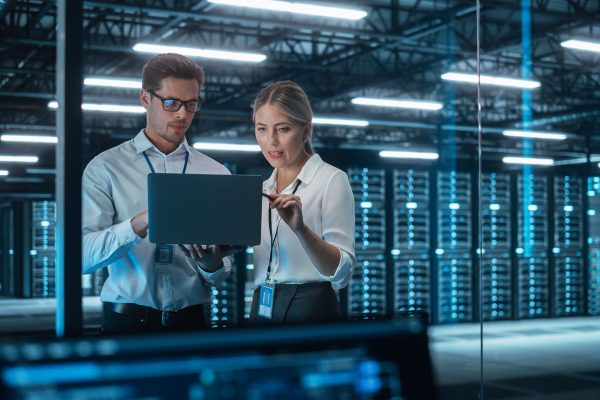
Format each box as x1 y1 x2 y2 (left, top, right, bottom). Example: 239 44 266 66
252 154 356 290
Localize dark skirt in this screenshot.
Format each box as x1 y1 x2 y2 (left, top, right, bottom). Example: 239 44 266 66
249 281 343 325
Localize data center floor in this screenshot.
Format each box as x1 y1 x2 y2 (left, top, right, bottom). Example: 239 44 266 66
431 316 600 400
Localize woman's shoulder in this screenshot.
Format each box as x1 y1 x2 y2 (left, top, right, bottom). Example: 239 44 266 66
316 159 347 182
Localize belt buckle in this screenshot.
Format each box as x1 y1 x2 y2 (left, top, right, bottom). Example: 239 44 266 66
161 311 173 327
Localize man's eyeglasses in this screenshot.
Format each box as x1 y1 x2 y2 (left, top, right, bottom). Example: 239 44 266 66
146 89 203 113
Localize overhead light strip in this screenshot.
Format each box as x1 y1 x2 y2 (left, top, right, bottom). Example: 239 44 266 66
84 77 142 89
193 143 261 152
0 155 39 163
1 134 58 144
561 39 600 53
133 43 267 63
26 168 56 175
379 151 439 160
502 156 554 166
312 117 369 127
441 72 541 89
0 170 8 176
48 101 145 114
207 0 367 20
502 130 567 140
351 97 443 111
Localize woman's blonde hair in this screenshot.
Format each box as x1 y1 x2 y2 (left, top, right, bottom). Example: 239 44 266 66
252 80 314 155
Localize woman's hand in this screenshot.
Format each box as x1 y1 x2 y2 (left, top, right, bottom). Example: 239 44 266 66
268 193 305 233
178 244 243 272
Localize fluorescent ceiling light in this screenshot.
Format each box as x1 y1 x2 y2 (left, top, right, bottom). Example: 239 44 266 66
379 151 439 160
441 72 541 89
26 168 55 174
0 170 8 176
48 101 145 114
502 156 554 166
312 117 369 127
193 142 261 152
352 97 443 111
84 77 142 89
133 43 266 63
207 0 367 20
1 134 58 144
561 39 600 53
4 177 44 183
0 155 39 163
503 130 567 140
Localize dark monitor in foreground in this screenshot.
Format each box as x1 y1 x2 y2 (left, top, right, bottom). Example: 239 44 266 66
0 318 435 400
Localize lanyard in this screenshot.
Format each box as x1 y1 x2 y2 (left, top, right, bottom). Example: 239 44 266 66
143 150 189 174
266 179 301 283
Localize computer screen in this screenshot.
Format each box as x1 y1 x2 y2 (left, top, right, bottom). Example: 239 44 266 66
0 318 435 400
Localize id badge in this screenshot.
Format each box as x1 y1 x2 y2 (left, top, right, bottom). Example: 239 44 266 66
258 284 275 319
154 244 174 272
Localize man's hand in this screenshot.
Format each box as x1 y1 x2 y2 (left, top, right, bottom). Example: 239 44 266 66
131 210 149 238
178 244 243 272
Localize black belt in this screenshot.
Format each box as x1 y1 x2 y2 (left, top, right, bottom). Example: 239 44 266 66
103 301 206 327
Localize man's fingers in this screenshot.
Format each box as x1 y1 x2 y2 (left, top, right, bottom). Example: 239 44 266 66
178 244 191 257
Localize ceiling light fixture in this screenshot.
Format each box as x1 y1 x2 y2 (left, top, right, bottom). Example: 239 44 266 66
352 97 443 111
84 77 142 89
1 134 58 144
502 156 554 166
502 130 567 140
207 0 367 20
441 72 541 89
561 39 600 53
48 101 145 114
193 143 261 152
0 155 39 163
379 151 439 160
133 43 267 63
312 117 369 127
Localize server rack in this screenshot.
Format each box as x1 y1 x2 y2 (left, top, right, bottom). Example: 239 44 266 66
516 174 549 318
347 167 387 318
31 201 56 298
553 175 584 316
481 172 512 320
586 177 600 315
392 169 431 318
436 171 473 323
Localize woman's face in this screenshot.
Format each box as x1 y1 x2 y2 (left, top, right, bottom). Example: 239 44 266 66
254 103 310 170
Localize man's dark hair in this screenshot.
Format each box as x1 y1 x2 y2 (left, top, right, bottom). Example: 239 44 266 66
142 53 204 92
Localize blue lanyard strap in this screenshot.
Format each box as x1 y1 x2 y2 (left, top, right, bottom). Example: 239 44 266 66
143 150 189 174
266 179 301 283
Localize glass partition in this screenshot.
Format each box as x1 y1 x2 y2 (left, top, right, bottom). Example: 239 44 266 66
479 2 600 399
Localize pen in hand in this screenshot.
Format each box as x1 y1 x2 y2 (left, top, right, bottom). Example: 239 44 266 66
262 192 274 201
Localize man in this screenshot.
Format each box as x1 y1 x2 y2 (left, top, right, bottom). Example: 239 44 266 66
82 53 237 334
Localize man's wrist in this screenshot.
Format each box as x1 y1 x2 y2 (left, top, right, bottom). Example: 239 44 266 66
197 258 223 273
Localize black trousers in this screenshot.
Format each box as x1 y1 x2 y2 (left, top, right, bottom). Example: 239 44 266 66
249 281 343 325
102 302 209 335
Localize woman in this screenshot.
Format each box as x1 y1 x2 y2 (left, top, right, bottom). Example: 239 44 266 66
249 80 356 324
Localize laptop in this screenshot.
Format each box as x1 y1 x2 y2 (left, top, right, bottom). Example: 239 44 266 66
147 173 263 245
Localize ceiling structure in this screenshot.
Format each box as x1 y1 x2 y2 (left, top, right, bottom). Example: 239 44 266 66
1 0 600 193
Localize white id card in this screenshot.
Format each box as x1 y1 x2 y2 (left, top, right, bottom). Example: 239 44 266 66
258 284 275 319
154 244 174 273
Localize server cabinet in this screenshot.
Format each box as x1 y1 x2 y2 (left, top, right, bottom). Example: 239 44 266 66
436 171 472 323
347 168 387 318
392 169 431 318
517 174 549 318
